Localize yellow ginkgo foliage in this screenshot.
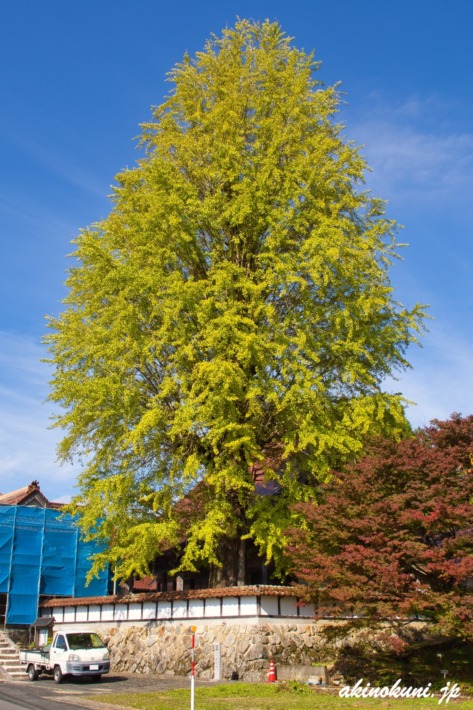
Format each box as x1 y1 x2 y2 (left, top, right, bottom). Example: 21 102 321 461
46 20 425 586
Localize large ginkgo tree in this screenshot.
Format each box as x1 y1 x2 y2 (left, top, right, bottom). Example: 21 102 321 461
46 20 425 586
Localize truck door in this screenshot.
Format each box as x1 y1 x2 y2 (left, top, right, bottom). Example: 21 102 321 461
51 634 68 662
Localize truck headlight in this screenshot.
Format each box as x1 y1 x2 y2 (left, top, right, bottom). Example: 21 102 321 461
68 653 81 661
103 652 110 661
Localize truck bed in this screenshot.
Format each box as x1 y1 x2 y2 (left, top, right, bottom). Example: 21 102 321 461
19 649 50 665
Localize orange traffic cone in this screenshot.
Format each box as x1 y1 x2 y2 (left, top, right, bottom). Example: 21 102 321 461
267 659 277 683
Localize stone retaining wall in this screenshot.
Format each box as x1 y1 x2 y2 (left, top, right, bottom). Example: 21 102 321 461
96 620 327 681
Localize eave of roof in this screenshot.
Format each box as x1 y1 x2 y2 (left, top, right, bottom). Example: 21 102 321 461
133 577 158 591
41 585 299 607
0 485 32 504
0 480 64 508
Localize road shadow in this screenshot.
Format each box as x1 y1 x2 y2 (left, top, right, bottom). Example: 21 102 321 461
31 673 129 686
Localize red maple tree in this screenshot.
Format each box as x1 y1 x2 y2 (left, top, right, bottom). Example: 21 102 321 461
288 414 473 639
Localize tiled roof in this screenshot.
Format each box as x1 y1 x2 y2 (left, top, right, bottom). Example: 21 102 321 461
0 480 64 508
133 576 158 591
0 484 35 504
41 585 299 608
0 481 63 509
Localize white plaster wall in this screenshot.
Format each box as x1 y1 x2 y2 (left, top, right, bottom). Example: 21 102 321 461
143 602 156 620
188 599 204 618
41 593 313 627
129 603 142 620
173 600 187 619
76 606 88 623
240 595 257 616
260 595 278 616
114 604 127 621
299 602 314 617
157 601 172 619
280 597 298 616
102 604 114 621
53 608 64 623
222 597 238 616
89 604 101 621
204 598 221 618
64 607 75 623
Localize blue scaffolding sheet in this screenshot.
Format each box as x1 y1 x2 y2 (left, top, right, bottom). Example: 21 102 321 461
0 506 108 625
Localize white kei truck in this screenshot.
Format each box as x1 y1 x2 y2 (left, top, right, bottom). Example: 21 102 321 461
19 630 110 683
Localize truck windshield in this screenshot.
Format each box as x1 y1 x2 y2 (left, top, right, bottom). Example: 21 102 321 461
66 633 106 650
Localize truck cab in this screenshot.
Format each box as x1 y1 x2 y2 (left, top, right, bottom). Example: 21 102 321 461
21 631 110 683
50 631 110 682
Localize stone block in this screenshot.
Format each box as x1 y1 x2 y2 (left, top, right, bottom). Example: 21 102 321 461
277 664 328 682
237 638 250 654
244 643 266 661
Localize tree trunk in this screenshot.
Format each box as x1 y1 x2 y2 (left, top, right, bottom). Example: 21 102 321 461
209 537 246 587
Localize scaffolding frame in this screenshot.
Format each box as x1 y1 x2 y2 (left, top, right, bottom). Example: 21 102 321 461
0 506 108 625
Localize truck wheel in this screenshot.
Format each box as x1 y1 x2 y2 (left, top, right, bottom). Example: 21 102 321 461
27 664 39 681
53 665 63 684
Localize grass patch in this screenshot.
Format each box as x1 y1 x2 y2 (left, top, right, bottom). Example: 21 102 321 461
334 639 473 693
86 681 473 709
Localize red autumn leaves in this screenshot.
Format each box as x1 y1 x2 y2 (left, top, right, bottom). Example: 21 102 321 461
288 414 473 638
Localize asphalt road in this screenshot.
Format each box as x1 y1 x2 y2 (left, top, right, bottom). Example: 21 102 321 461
0 672 194 709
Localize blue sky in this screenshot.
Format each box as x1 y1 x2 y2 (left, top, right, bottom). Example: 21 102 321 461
0 1 472 502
